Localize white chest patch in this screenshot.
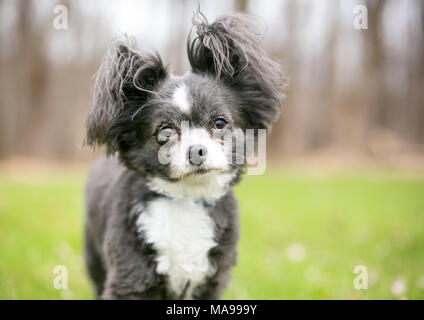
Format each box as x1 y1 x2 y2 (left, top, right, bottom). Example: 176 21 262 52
135 198 216 298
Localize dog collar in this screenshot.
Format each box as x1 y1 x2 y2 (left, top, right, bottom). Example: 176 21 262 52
160 194 215 207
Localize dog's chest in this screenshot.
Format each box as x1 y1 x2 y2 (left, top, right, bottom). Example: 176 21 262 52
135 198 216 298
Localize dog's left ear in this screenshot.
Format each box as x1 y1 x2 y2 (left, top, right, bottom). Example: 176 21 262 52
86 38 167 154
187 11 287 131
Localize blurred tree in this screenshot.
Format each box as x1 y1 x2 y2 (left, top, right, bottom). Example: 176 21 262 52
168 0 189 75
272 0 302 155
404 0 424 143
307 2 339 150
13 0 48 155
361 0 387 147
234 0 248 13
0 0 4 157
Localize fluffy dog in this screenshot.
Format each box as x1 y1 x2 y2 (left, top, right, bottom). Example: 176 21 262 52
84 11 285 299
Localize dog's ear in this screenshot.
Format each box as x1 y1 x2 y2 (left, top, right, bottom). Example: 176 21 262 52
187 11 287 131
86 38 167 153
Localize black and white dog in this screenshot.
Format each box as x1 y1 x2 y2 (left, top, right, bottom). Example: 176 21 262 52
84 11 285 299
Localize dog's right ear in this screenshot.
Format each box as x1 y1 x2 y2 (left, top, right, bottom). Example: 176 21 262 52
86 38 167 153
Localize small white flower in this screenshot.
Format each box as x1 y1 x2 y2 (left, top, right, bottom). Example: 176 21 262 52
391 277 407 297
285 243 307 263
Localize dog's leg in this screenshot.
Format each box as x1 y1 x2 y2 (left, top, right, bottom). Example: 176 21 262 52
193 267 233 300
84 228 106 298
98 228 168 300
100 272 168 300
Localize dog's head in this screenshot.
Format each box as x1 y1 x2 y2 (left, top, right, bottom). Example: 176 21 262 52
86 12 286 199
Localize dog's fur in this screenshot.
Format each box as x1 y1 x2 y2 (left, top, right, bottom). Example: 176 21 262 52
84 11 286 299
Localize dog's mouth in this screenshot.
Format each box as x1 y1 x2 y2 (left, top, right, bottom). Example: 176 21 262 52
179 167 223 179
193 168 213 175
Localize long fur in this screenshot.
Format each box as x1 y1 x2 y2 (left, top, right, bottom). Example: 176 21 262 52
86 38 168 154
188 11 287 131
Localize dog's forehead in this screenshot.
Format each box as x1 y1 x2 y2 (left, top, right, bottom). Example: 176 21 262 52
157 74 232 123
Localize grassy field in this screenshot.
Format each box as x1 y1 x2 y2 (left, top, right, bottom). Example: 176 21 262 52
0 166 423 299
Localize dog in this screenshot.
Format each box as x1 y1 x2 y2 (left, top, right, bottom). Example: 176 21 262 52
84 10 286 299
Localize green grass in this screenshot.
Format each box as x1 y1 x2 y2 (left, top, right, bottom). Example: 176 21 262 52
0 167 423 299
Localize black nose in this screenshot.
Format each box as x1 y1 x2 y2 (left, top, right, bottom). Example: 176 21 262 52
188 145 208 165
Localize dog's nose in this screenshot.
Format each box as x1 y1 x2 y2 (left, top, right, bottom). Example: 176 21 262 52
188 145 208 165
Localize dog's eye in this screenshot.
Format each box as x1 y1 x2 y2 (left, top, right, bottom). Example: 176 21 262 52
157 126 174 145
213 118 228 130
